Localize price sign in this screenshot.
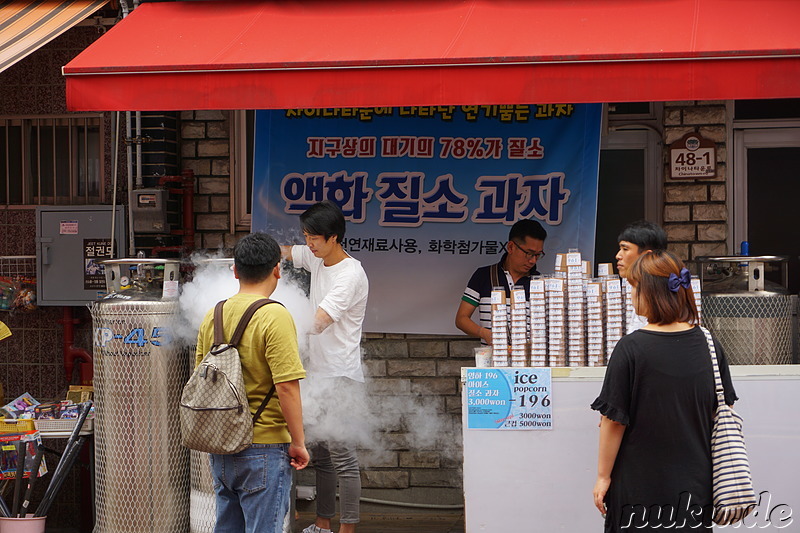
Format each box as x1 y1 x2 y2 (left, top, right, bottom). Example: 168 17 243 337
466 368 552 430
670 132 716 179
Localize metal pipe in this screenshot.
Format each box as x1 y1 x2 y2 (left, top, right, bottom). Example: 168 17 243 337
135 111 142 188
61 307 93 385
126 111 135 255
119 0 134 255
34 436 88 517
4 119 9 203
359 496 464 510
181 169 195 251
35 118 41 204
83 117 89 204
18 445 45 518
110 111 119 258
11 440 26 517
51 119 57 204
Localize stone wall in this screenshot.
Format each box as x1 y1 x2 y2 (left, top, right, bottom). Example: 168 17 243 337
306 333 476 502
662 101 729 262
180 110 238 250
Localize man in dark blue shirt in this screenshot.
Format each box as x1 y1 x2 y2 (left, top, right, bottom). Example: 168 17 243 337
455 219 547 345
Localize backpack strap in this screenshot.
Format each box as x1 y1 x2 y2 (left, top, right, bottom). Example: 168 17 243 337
230 299 279 346
252 384 276 423
217 298 283 423
213 300 228 346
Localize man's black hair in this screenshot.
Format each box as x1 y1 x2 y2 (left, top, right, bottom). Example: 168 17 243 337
509 219 547 242
617 220 667 252
233 232 281 283
300 200 346 243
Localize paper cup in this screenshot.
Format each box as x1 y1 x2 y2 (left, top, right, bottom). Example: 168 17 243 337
473 347 492 367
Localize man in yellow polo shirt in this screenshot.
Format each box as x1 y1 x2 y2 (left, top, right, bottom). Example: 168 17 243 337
196 232 309 533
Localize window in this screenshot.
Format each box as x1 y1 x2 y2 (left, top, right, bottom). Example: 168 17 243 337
594 103 663 265
732 124 800 294
0 115 103 205
232 110 255 229
593 128 662 266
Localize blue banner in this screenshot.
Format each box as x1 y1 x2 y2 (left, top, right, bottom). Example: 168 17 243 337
252 105 601 334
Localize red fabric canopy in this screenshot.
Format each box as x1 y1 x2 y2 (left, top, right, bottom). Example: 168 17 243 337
64 0 800 111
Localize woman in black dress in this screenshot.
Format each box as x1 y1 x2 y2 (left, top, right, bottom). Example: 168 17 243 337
591 250 737 532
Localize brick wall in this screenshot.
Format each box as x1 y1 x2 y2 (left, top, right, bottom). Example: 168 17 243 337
180 110 237 250
662 101 729 262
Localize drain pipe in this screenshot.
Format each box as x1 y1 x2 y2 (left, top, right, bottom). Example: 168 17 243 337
110 111 120 258
60 307 93 386
120 0 135 255
135 111 142 188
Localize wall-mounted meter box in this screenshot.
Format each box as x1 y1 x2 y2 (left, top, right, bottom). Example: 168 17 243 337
131 189 168 233
36 206 127 306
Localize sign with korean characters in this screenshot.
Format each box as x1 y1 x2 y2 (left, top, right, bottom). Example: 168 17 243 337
84 239 113 290
670 132 716 179
465 367 552 430
252 105 602 334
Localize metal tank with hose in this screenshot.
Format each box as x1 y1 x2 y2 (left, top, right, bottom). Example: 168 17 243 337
696 255 794 364
91 258 191 533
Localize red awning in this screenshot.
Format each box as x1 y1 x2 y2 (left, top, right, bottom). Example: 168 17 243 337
64 0 800 111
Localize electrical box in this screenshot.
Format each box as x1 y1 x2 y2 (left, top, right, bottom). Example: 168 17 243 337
36 206 127 306
131 189 169 233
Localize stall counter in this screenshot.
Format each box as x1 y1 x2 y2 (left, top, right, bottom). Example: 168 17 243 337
461 365 800 532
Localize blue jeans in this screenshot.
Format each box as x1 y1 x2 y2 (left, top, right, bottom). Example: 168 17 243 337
210 443 291 533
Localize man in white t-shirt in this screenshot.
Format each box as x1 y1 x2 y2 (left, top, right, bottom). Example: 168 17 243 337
615 220 667 333
282 200 368 533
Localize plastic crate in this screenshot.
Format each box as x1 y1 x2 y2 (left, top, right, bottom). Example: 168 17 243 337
35 418 94 433
0 419 36 433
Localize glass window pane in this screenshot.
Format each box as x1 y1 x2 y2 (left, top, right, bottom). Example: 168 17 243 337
38 123 55 199
7 125 23 203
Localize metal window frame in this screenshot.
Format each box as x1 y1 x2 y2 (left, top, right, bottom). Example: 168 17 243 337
602 102 664 224
232 109 252 231
0 113 105 206
731 119 800 249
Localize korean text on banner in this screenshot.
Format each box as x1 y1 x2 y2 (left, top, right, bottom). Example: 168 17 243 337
252 104 602 334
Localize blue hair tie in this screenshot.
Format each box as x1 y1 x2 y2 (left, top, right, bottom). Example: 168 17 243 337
667 268 691 293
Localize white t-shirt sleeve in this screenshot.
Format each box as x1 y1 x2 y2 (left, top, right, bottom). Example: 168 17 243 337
318 263 365 322
291 244 312 270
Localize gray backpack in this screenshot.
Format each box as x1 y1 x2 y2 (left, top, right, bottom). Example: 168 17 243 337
180 299 278 454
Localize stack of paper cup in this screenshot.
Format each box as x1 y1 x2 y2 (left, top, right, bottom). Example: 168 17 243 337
509 285 528 367
529 277 547 367
490 288 509 367
566 250 585 367
604 277 624 360
545 276 566 367
622 278 636 335
586 279 604 366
